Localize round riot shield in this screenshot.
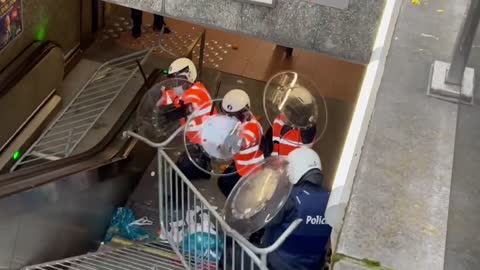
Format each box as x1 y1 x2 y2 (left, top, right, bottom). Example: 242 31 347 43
223 156 292 236
183 99 261 176
263 71 328 144
136 78 192 145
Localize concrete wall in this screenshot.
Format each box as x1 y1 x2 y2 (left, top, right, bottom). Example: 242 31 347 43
0 0 82 70
104 0 386 64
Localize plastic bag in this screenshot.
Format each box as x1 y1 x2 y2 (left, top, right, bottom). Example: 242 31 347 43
182 232 225 263
104 207 154 243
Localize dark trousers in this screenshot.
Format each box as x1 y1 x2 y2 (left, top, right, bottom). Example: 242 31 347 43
218 229 265 270
175 145 212 180
131 9 165 31
276 45 293 57
217 164 241 197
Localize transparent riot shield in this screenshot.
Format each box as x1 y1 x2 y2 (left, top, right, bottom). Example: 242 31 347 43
223 156 292 236
263 71 328 144
183 99 262 176
136 78 192 146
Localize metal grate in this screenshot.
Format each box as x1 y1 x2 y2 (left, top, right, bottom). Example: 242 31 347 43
11 49 152 172
22 241 185 270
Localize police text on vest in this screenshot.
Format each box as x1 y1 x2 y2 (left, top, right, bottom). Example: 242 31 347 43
306 215 327 225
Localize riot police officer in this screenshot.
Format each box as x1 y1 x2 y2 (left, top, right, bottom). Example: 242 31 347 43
219 147 331 270
266 86 317 158
156 58 215 180
217 89 264 197
263 147 331 269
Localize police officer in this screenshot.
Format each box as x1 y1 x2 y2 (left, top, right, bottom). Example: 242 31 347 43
217 89 264 197
156 58 198 107
263 147 331 270
219 147 331 270
155 58 215 180
174 77 217 180
265 86 317 157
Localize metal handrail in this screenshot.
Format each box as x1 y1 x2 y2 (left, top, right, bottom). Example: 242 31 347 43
123 127 184 148
157 143 302 254
11 49 153 172
124 129 303 269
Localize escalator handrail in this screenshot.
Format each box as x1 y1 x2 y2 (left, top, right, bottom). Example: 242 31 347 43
0 41 60 99
0 69 161 198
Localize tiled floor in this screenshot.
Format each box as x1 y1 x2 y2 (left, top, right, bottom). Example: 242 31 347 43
102 5 365 103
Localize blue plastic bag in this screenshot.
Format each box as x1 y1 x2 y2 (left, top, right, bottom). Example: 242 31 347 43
104 207 153 243
181 232 225 263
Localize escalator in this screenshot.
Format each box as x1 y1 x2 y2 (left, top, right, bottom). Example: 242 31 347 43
0 41 164 270
0 41 64 173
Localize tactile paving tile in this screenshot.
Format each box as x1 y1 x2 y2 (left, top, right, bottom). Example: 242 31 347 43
101 16 131 40
99 16 234 71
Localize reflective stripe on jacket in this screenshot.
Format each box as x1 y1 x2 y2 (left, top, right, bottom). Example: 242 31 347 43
234 118 264 176
156 82 217 144
179 82 217 144
272 114 315 157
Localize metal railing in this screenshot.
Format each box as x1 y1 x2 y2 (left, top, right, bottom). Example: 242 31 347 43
19 126 301 270
124 130 302 270
11 49 152 172
22 240 185 270
155 26 206 76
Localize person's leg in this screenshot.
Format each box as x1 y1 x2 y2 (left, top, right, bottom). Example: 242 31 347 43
219 238 260 270
262 126 273 157
217 164 241 197
275 45 294 57
175 145 211 180
131 8 143 38
153 14 164 27
153 14 171 34
248 228 265 244
285 47 293 57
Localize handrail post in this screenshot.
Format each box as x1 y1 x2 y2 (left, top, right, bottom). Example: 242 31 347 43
428 0 479 104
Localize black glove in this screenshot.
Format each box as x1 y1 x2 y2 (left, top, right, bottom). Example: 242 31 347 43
156 101 191 126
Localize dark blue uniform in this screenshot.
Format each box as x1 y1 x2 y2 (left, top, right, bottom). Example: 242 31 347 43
219 169 330 270
263 169 331 270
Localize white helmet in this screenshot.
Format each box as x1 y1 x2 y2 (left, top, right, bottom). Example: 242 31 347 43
287 147 322 185
222 89 250 113
168 58 197 83
289 86 314 105
282 86 317 128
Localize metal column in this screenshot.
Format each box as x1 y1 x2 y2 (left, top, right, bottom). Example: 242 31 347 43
428 0 480 103
446 0 480 85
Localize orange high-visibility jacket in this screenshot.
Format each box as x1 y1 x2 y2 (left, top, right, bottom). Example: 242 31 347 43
234 118 264 176
178 82 217 144
156 89 178 106
271 114 315 157
157 82 217 144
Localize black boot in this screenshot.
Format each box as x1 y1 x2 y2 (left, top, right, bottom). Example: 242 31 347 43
132 27 142 39
131 8 143 38
153 14 171 34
